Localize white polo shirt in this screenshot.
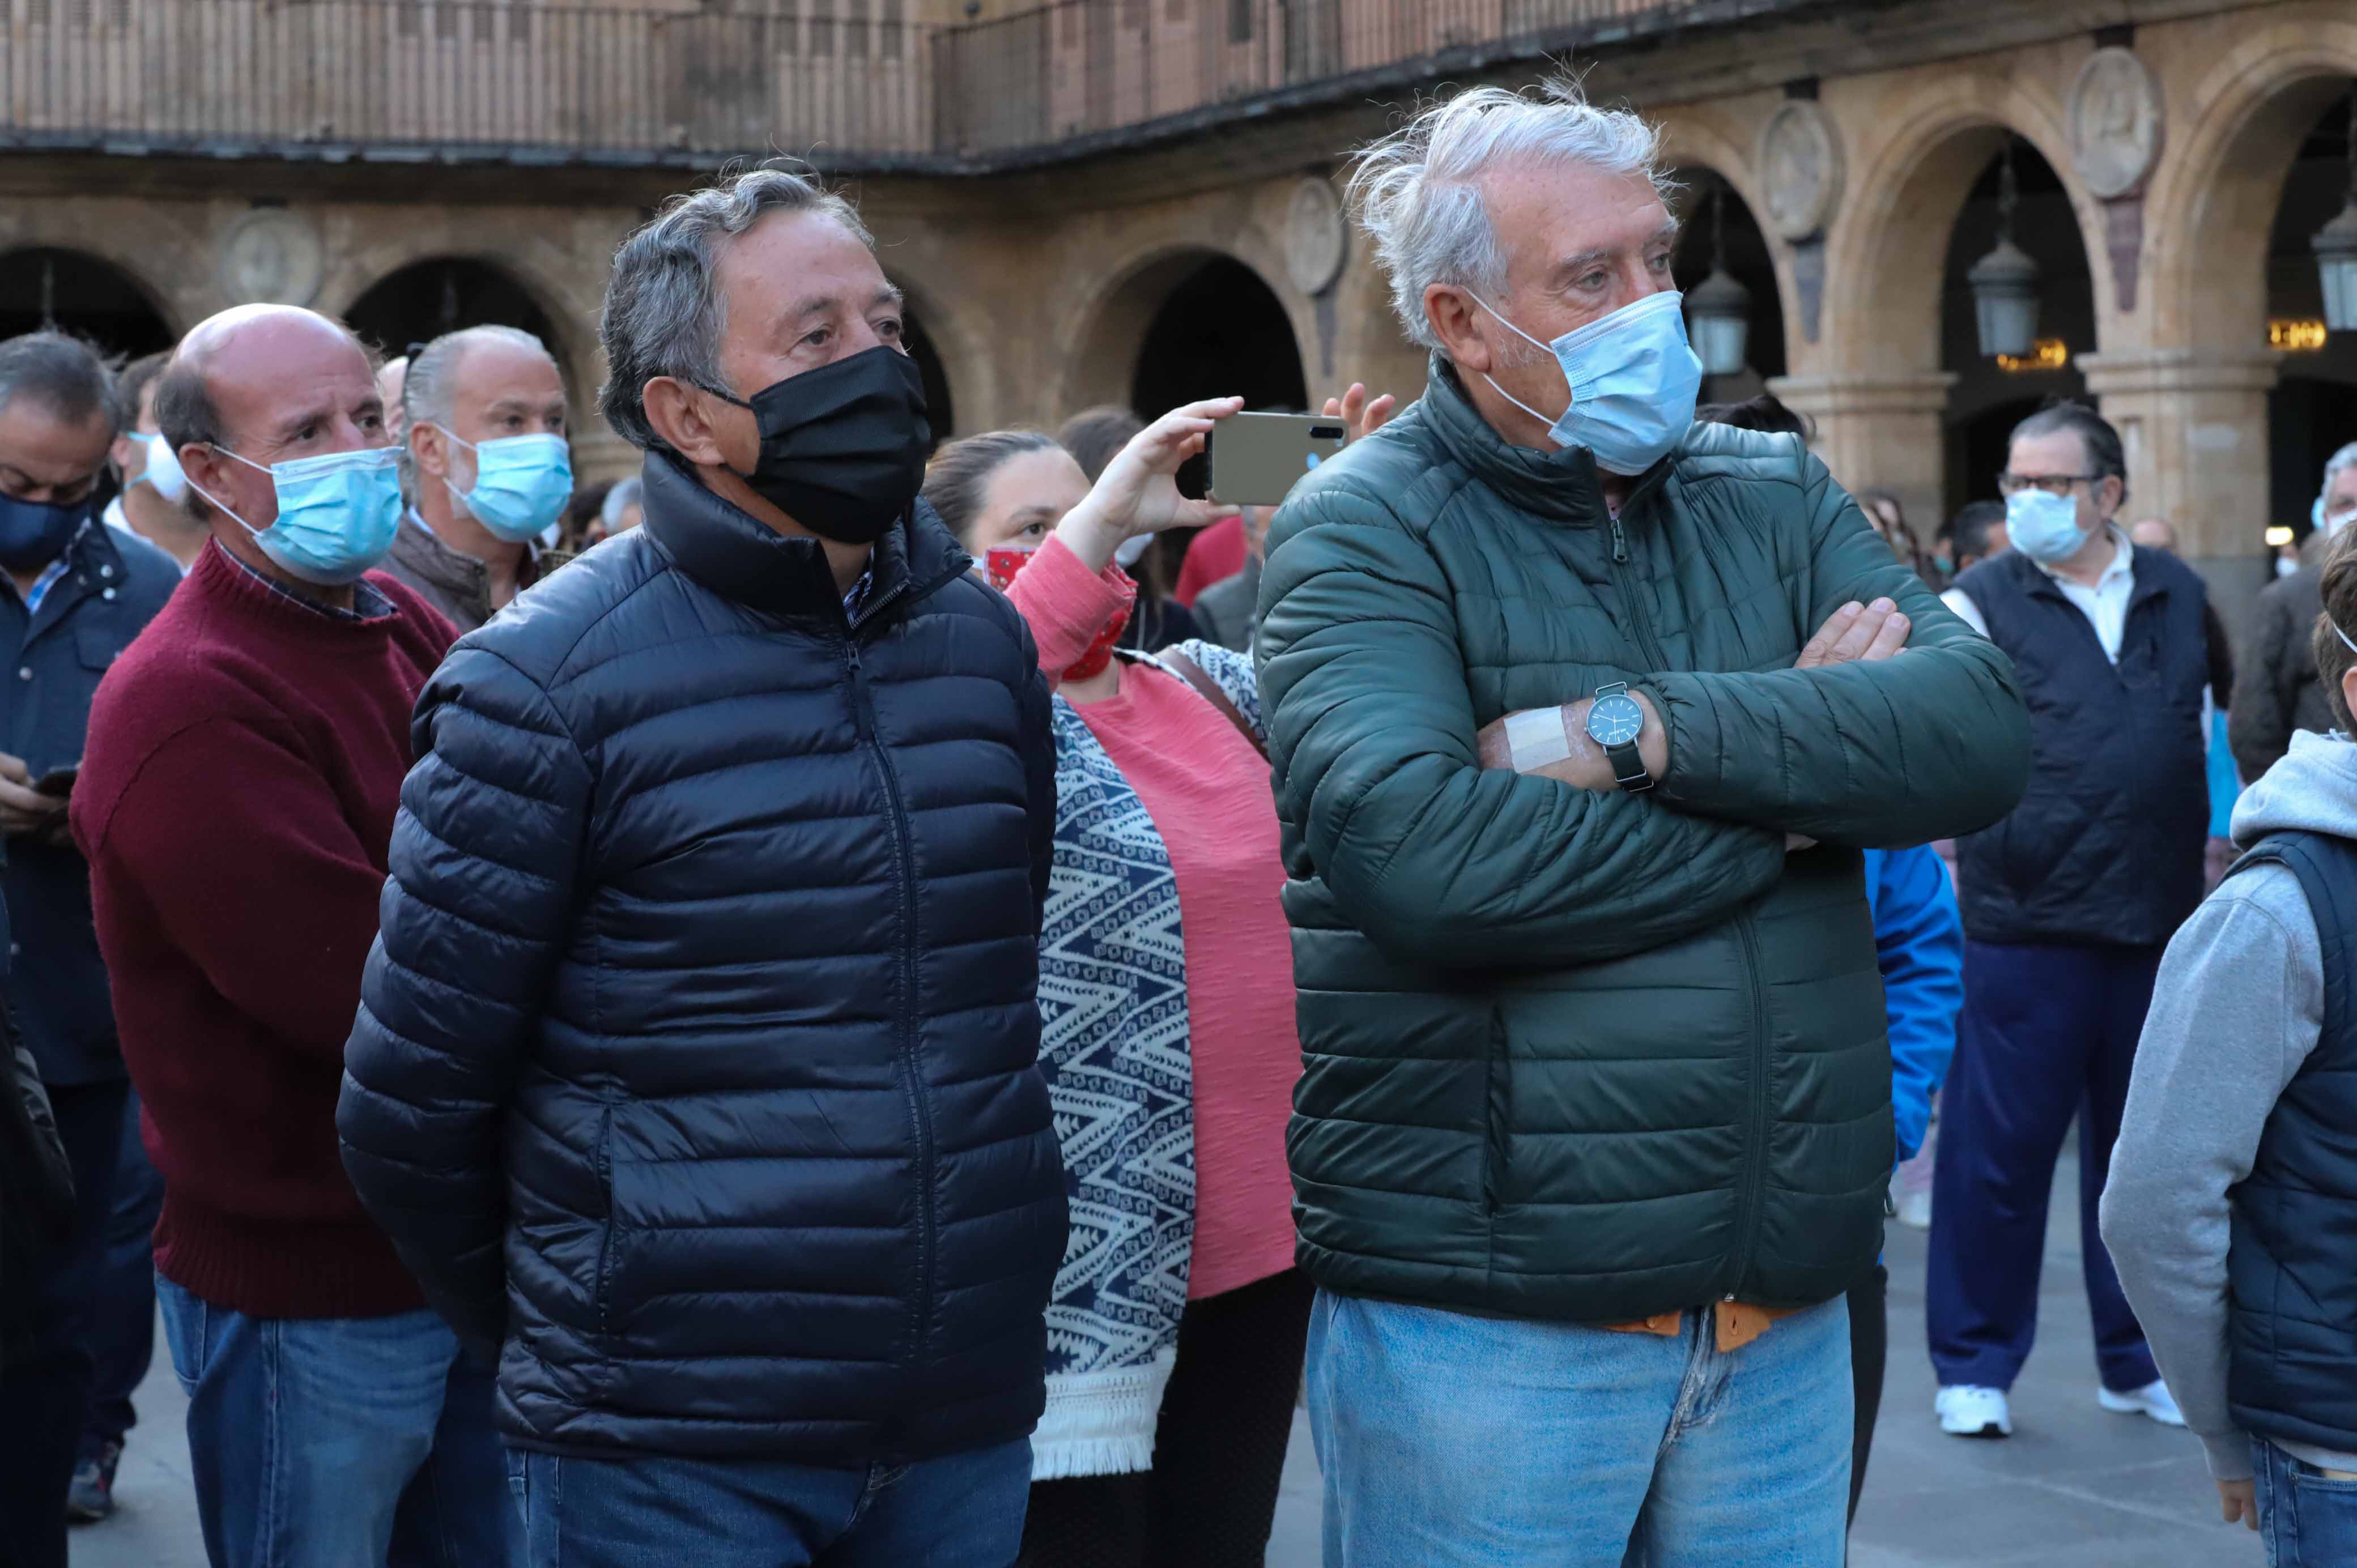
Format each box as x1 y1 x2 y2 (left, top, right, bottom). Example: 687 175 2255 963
1942 528 2136 663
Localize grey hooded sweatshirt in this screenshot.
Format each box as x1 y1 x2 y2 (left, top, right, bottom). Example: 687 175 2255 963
2102 728 2357 1482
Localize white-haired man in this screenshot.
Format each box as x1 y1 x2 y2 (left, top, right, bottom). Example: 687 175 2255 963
1254 80 2030 1563
383 325 571 632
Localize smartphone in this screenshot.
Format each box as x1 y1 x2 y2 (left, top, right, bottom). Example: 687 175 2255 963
1206 414 1349 508
33 765 76 799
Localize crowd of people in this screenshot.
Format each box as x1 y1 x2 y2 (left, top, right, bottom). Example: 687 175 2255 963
1 71 2355 1568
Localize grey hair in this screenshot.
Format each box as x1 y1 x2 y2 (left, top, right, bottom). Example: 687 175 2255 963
2324 442 2357 506
601 475 643 530
598 164 874 453
0 330 124 433
1346 76 1673 352
400 323 558 495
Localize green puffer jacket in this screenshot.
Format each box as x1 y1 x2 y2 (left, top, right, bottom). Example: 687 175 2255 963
1256 365 2029 1323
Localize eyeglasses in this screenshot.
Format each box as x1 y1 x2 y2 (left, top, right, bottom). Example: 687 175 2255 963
1997 471 2100 498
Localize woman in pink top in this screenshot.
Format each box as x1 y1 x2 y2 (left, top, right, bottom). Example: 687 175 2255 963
924 402 1304 1568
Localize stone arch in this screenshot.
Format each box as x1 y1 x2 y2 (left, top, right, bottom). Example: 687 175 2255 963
1824 74 2112 377
1057 240 1308 420
1656 108 1803 384
317 208 616 422
2143 19 2357 357
0 245 179 358
331 251 589 397
882 271 984 445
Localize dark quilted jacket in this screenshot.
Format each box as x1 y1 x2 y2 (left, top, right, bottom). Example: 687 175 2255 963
339 452 1066 1464
1256 363 2030 1324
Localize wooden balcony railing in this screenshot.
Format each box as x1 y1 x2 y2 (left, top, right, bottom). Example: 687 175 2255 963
0 0 1809 170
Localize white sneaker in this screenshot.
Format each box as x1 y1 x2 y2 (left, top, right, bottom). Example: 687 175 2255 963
2098 1379 2187 1428
1936 1384 2013 1438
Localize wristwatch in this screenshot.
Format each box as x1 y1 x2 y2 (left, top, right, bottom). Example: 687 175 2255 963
1584 682 1654 793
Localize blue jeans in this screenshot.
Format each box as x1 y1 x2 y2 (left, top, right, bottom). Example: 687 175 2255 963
1307 1290 1852 1567
155 1276 510 1568
2256 1437 2357 1568
504 1438 1031 1568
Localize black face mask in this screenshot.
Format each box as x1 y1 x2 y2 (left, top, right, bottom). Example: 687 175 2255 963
708 345 931 546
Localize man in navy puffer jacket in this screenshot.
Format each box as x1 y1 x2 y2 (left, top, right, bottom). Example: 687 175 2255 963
338 165 1066 1566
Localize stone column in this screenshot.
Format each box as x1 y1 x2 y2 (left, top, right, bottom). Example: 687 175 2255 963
2077 348 2278 628
1765 370 1958 525
572 425 642 489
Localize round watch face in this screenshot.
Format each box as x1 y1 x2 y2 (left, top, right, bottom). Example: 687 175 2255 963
1586 693 1645 748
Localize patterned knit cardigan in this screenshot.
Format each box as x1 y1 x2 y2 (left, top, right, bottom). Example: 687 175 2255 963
1031 640 1265 1481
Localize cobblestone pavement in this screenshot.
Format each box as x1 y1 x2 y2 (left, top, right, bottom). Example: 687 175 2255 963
73 1153 2259 1567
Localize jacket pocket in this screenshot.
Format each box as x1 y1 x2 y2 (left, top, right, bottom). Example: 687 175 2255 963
593 1103 620 1337
1482 1008 1511 1211
74 621 127 675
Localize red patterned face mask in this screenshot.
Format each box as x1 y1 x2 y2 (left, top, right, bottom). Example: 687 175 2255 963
986 544 1134 682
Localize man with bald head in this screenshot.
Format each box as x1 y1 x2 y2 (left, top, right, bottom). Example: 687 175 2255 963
69 306 503 1567
384 325 571 632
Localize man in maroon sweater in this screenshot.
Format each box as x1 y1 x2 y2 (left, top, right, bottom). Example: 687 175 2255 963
70 305 506 1568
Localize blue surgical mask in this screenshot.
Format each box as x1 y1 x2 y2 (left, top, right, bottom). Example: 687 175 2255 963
0 492 91 573
434 428 572 544
2005 488 2090 565
192 445 403 586
1469 289 1703 476
136 432 189 504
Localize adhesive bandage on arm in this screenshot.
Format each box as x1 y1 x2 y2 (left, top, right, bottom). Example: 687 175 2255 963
1503 705 1576 773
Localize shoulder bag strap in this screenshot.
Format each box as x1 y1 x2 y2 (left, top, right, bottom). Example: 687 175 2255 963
1157 649 1267 761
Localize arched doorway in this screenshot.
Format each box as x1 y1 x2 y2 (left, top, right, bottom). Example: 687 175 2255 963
1670 169 1786 404
2265 91 2357 544
1130 255 1308 418
0 248 174 359
344 258 564 370
1940 143 2099 515
903 307 955 450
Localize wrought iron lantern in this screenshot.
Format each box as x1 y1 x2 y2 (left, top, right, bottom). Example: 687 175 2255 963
1968 143 2043 359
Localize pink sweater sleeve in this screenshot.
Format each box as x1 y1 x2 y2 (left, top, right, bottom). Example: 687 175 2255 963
1004 534 1138 683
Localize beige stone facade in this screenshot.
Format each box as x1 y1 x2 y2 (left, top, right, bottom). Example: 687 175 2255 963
3 0 2353 612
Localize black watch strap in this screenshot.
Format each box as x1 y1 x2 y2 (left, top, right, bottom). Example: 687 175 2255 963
1607 739 1654 792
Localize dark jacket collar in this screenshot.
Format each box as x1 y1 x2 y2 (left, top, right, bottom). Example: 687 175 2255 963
1419 355 1675 526
637 450 967 624
388 510 538 611
19 518 132 638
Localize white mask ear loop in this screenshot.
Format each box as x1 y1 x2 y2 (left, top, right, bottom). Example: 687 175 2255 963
1463 292 1568 434
2335 618 2357 658
186 445 265 538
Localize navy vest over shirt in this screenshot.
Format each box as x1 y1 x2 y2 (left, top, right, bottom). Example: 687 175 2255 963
1953 544 2209 948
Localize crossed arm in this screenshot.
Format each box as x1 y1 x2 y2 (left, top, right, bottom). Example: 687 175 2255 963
1474 596 1913 808
1260 425 2026 964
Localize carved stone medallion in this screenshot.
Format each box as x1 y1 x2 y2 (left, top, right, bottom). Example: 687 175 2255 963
2069 47 2163 200
1756 101 1844 242
1284 176 1347 297
218 209 325 307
